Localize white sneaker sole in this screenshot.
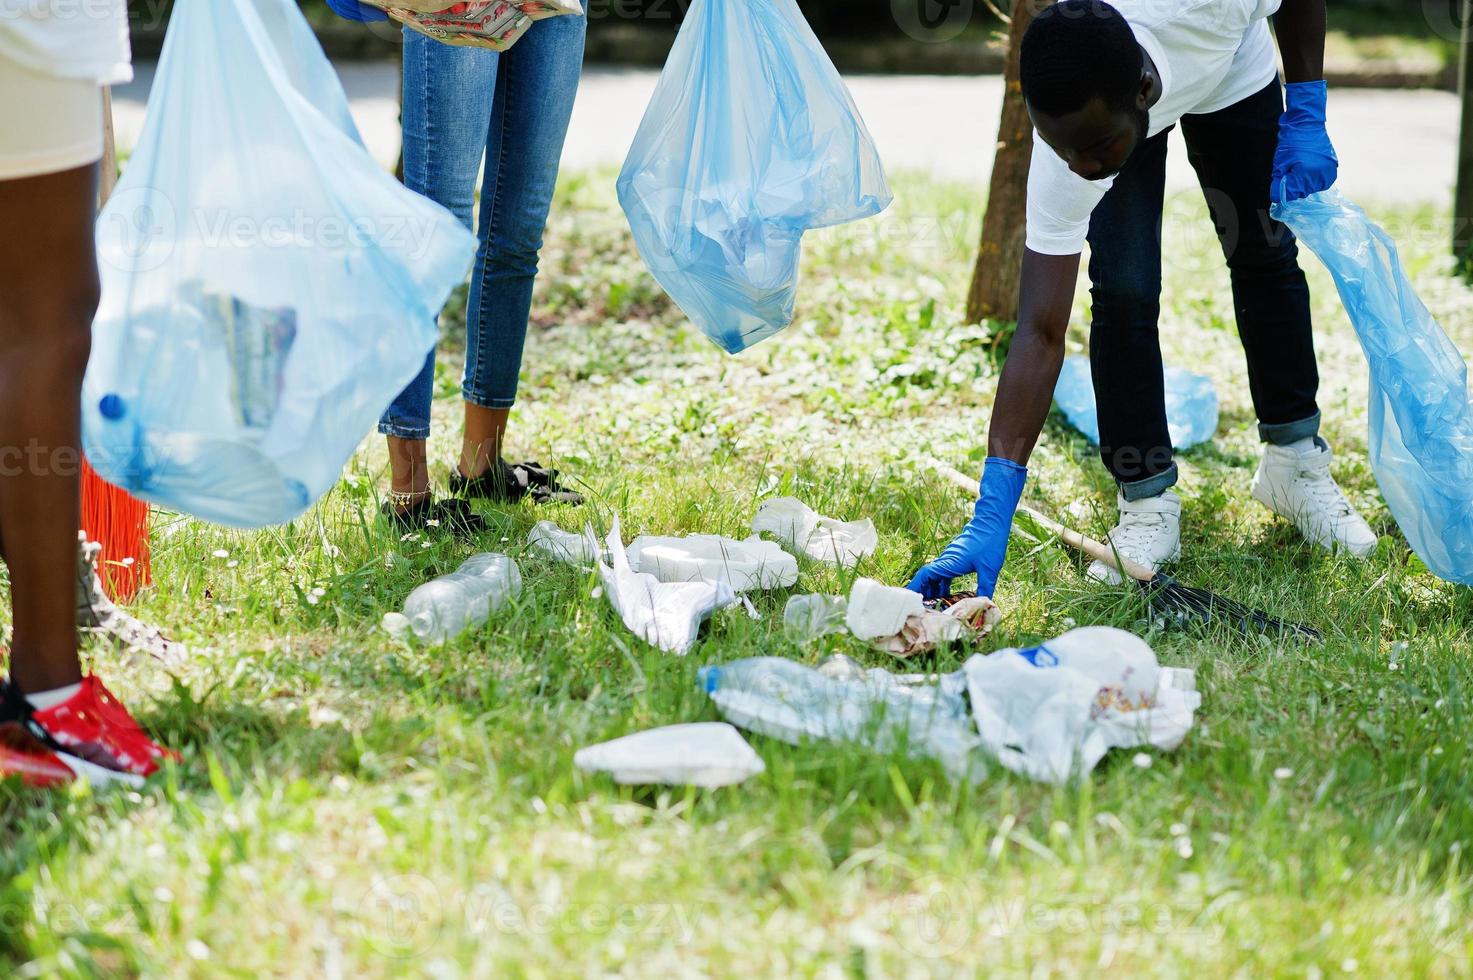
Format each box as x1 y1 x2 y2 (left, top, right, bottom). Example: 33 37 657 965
54 750 147 789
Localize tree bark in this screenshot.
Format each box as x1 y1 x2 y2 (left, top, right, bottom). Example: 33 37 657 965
1455 0 1473 274
965 0 1038 323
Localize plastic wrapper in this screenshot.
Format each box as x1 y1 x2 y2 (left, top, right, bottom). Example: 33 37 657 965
84 0 475 528
751 497 877 567
1273 188 1473 583
617 0 891 353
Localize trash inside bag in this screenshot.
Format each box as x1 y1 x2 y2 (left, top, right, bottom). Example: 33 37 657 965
573 722 765 787
83 0 475 528
1273 189 1473 583
751 497 878 567
617 0 891 353
1053 355 1218 449
964 626 1200 784
592 518 739 655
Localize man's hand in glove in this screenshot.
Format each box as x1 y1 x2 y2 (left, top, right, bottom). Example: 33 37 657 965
1271 80 1337 203
906 458 1026 600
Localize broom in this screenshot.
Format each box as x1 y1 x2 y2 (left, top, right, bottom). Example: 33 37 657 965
82 87 151 602
928 460 1322 643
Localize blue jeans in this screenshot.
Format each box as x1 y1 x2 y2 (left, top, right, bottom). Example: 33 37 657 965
379 18 586 440
1086 79 1321 501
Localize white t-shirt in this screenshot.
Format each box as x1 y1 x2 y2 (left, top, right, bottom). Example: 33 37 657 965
0 0 132 85
1025 0 1281 255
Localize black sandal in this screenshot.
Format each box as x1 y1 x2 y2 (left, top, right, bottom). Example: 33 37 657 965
449 459 585 506
382 495 488 537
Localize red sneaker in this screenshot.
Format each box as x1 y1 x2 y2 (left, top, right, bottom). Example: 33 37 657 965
0 728 76 788
3 676 177 786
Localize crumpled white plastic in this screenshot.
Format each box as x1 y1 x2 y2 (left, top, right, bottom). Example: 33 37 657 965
845 578 924 639
592 518 738 655
626 534 797 592
573 722 766 787
962 627 1201 784
528 520 603 566
751 496 878 567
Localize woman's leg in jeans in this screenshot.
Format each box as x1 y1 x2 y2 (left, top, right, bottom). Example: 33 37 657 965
382 28 500 505
0 164 97 692
1085 127 1174 500
459 14 587 477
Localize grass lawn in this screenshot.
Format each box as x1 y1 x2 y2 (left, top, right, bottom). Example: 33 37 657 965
4 169 1473 976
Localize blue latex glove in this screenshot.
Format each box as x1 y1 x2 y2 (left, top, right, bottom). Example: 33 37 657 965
325 0 389 22
1271 81 1337 204
907 458 1027 600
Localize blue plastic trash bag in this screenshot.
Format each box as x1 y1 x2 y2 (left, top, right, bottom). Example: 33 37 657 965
1274 189 1473 583
617 0 892 354
1053 356 1218 449
85 0 476 529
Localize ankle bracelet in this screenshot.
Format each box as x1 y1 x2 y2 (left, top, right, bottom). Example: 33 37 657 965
389 488 431 508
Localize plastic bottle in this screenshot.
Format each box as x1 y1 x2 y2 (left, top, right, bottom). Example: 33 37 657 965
382 553 522 644
782 594 848 640
698 657 982 780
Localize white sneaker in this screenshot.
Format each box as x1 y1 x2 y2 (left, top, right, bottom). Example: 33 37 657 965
1086 491 1182 585
1251 438 1377 557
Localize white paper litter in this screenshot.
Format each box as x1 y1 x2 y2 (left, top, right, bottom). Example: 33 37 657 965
592 517 738 655
573 722 765 787
528 520 602 566
627 533 798 592
962 627 1201 784
751 496 878 567
844 577 925 639
783 594 848 639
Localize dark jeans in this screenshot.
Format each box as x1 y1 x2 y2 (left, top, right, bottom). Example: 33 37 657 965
1085 79 1321 500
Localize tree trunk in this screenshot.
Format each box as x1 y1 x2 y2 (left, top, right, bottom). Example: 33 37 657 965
1455 0 1473 275
965 0 1038 323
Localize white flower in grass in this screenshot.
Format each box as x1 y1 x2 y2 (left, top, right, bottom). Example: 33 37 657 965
227 560 239 569
185 940 210 961
212 549 229 559
1169 823 1187 836
420 541 432 550
311 587 326 598
1341 958 1358 973
1174 838 1193 859
1132 753 1152 769
426 519 441 528
1273 767 1293 781
307 594 319 606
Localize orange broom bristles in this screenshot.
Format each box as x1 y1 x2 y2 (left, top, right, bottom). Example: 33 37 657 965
80 456 150 601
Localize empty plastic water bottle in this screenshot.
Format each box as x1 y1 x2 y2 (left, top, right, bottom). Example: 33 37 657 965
698 656 983 780
382 553 522 644
782 594 848 640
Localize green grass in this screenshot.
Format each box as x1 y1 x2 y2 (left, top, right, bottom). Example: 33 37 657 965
4 169 1473 976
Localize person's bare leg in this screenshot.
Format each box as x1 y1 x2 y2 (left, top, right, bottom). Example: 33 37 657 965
458 403 510 479
0 164 100 693
386 436 431 513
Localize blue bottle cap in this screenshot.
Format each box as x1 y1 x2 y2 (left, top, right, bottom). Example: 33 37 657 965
99 394 126 420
